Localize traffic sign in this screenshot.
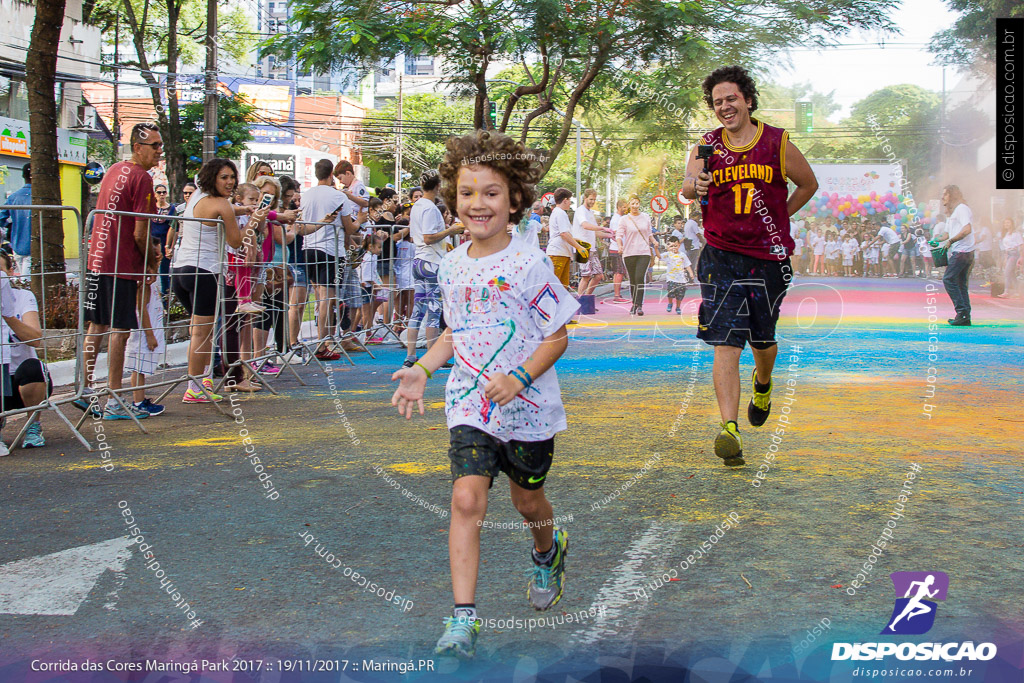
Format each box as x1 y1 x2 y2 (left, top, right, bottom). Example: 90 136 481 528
542 192 555 204
677 188 693 206
651 195 668 214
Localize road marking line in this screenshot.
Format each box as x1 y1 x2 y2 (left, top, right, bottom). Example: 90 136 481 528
575 521 677 645
0 537 133 615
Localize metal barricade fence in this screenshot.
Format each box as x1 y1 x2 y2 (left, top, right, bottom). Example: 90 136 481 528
276 219 374 369
211 213 308 394
0 204 95 451
0 201 387 453
78 208 231 436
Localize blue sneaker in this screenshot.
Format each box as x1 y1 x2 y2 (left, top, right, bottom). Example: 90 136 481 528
21 422 45 448
527 526 568 610
103 402 150 421
72 387 101 417
134 399 165 416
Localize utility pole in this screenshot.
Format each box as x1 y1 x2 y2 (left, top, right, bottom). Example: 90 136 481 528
575 120 581 201
394 54 404 191
606 151 612 211
113 10 120 152
939 66 946 182
202 0 218 162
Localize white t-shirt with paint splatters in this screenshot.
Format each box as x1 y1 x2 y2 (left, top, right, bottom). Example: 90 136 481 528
439 238 580 442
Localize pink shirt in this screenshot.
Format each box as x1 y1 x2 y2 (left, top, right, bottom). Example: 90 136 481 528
615 212 654 257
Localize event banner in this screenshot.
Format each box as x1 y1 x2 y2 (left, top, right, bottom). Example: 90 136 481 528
811 163 904 197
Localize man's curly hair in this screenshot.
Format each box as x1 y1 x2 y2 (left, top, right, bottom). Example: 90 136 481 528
438 130 544 225
702 65 759 114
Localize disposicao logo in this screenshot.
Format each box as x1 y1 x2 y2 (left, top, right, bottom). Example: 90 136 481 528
832 571 997 663
882 571 948 635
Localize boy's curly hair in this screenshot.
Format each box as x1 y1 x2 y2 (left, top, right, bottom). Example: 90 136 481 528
702 65 759 114
438 129 544 225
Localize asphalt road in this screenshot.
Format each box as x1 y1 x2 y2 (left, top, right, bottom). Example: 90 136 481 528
0 278 1021 682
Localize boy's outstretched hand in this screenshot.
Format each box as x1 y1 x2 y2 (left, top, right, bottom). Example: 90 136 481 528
484 372 525 407
391 367 427 419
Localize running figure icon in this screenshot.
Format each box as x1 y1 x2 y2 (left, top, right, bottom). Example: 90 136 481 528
882 571 949 635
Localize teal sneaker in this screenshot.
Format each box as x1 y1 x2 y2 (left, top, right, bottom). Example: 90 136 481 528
434 616 480 659
21 422 45 448
747 369 772 427
527 526 568 610
714 421 744 466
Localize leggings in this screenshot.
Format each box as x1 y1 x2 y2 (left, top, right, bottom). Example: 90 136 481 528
623 254 651 310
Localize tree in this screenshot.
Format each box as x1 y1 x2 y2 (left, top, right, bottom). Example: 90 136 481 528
929 0 1021 67
26 0 68 301
266 0 898 179
88 0 255 198
360 94 476 178
847 85 940 188
179 93 258 176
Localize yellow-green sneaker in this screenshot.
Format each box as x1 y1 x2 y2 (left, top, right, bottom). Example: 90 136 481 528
747 369 772 427
714 421 745 466
434 615 481 659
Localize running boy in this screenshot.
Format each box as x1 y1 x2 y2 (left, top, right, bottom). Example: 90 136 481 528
391 130 578 659
660 236 695 313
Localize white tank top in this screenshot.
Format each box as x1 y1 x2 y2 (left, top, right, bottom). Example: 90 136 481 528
171 191 223 274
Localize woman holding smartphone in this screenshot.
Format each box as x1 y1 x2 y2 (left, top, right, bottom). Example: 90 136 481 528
171 159 260 404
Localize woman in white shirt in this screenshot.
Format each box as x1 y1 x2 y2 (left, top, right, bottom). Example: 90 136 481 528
999 218 1023 297
0 249 48 449
811 228 826 274
170 159 254 404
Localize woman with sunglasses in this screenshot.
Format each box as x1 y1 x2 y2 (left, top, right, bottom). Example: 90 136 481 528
151 184 174 302
245 160 274 184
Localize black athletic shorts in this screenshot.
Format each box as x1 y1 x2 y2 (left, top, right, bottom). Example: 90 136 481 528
303 249 337 287
171 266 219 317
448 425 554 491
696 244 791 350
83 271 138 330
5 358 53 410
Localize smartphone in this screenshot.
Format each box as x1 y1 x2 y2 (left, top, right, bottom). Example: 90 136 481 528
258 192 274 210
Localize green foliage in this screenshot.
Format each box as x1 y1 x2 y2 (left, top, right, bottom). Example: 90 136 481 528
361 94 475 180
265 0 899 177
929 0 1021 66
179 93 259 175
87 138 117 167
89 0 255 65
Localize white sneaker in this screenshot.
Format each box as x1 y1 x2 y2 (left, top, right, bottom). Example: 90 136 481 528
0 440 10 456
237 300 266 314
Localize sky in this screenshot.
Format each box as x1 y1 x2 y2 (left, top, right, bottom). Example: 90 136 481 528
770 0 961 121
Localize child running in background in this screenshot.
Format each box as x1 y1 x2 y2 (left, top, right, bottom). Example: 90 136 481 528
125 250 165 416
660 235 695 314
390 130 578 660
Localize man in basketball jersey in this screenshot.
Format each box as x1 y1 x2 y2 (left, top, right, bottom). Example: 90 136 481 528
681 66 818 467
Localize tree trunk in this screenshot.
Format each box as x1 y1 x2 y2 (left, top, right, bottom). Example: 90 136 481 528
26 0 69 315
161 0 185 199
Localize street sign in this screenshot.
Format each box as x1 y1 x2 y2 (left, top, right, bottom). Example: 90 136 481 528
542 192 555 204
651 195 668 214
677 188 693 206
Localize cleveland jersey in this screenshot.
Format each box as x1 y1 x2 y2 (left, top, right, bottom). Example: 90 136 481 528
699 119 793 261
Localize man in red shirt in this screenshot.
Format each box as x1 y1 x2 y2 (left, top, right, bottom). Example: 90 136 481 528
682 66 818 467
77 123 163 419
